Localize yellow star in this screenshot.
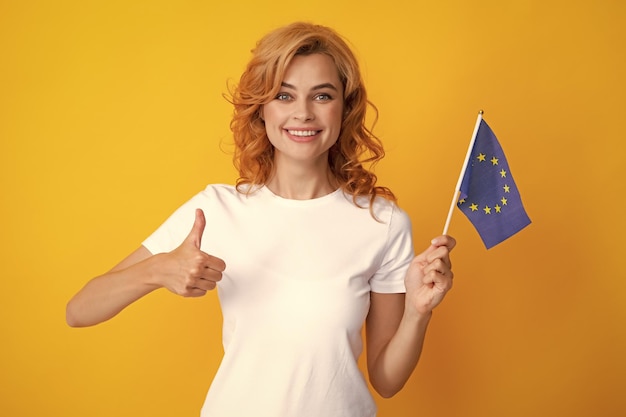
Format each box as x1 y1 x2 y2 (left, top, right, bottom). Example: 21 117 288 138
503 184 510 193
458 198 466 205
483 205 491 214
491 156 499 165
495 204 502 213
501 197 508 205
500 169 507 178
477 153 486 162
470 203 479 211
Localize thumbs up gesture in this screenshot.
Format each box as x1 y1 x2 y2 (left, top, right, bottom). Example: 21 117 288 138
158 209 226 297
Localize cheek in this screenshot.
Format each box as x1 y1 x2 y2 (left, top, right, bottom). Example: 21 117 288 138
260 104 279 123
329 106 344 129
261 106 285 129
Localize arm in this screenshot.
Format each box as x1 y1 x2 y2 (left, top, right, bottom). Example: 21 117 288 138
66 209 225 327
366 235 455 398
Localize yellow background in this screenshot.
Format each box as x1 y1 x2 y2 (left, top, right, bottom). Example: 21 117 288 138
1 0 625 416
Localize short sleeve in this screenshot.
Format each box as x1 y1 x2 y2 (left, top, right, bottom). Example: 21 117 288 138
142 192 206 255
369 204 414 293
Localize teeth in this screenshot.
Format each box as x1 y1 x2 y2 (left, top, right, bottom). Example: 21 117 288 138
288 130 318 137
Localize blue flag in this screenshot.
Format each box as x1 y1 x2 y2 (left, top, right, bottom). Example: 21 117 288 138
457 119 531 249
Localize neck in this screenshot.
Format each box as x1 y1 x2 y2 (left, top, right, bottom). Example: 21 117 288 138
266 159 337 200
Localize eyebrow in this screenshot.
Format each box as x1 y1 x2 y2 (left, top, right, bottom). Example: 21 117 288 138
280 81 339 92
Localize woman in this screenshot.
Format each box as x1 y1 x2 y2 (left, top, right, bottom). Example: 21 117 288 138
67 22 455 416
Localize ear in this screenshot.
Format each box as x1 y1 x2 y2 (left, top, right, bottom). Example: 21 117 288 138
258 107 264 122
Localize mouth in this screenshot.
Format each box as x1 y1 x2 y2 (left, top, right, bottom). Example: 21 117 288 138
284 129 322 142
286 129 321 137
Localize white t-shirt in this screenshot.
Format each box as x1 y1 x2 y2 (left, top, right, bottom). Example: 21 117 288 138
143 184 414 417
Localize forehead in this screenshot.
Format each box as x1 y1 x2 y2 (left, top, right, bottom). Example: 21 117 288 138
282 53 341 86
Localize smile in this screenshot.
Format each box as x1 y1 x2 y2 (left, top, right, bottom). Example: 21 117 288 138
286 130 320 137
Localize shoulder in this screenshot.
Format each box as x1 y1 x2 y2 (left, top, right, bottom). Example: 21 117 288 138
350 193 412 229
200 183 265 197
195 183 254 202
199 183 238 197
192 184 272 212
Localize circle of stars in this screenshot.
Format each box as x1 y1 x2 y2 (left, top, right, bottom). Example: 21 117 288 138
458 152 512 216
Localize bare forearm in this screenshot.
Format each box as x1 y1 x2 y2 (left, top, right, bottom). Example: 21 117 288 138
66 232 225 327
369 308 432 398
66 253 161 327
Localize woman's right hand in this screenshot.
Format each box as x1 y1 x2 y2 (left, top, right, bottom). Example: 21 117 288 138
67 208 225 327
155 208 226 297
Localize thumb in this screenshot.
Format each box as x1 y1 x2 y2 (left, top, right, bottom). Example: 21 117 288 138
184 208 206 248
415 242 437 263
416 236 455 262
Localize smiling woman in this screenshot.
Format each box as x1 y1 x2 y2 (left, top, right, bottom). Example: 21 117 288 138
261 53 344 194
65 21 456 417
229 22 397 208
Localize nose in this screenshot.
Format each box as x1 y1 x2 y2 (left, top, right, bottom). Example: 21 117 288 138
292 99 315 122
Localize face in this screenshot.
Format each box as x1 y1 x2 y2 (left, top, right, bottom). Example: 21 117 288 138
261 53 344 169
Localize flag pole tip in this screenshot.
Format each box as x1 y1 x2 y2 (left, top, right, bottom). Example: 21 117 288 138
479 109 484 115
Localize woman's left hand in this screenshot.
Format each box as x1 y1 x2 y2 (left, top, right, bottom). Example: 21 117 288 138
404 235 456 316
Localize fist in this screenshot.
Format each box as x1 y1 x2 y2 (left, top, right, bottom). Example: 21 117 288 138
404 235 455 315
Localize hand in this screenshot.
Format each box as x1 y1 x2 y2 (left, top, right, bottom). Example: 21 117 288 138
404 235 456 316
157 208 226 297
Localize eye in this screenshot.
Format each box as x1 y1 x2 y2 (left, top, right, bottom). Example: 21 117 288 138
275 92 292 101
315 93 332 101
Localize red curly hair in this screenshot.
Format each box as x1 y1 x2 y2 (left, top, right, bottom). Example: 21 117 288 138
228 22 396 209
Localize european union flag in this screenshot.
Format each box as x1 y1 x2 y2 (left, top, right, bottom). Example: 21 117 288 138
457 119 531 249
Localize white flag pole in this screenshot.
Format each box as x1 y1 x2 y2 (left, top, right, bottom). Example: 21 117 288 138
442 110 484 235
